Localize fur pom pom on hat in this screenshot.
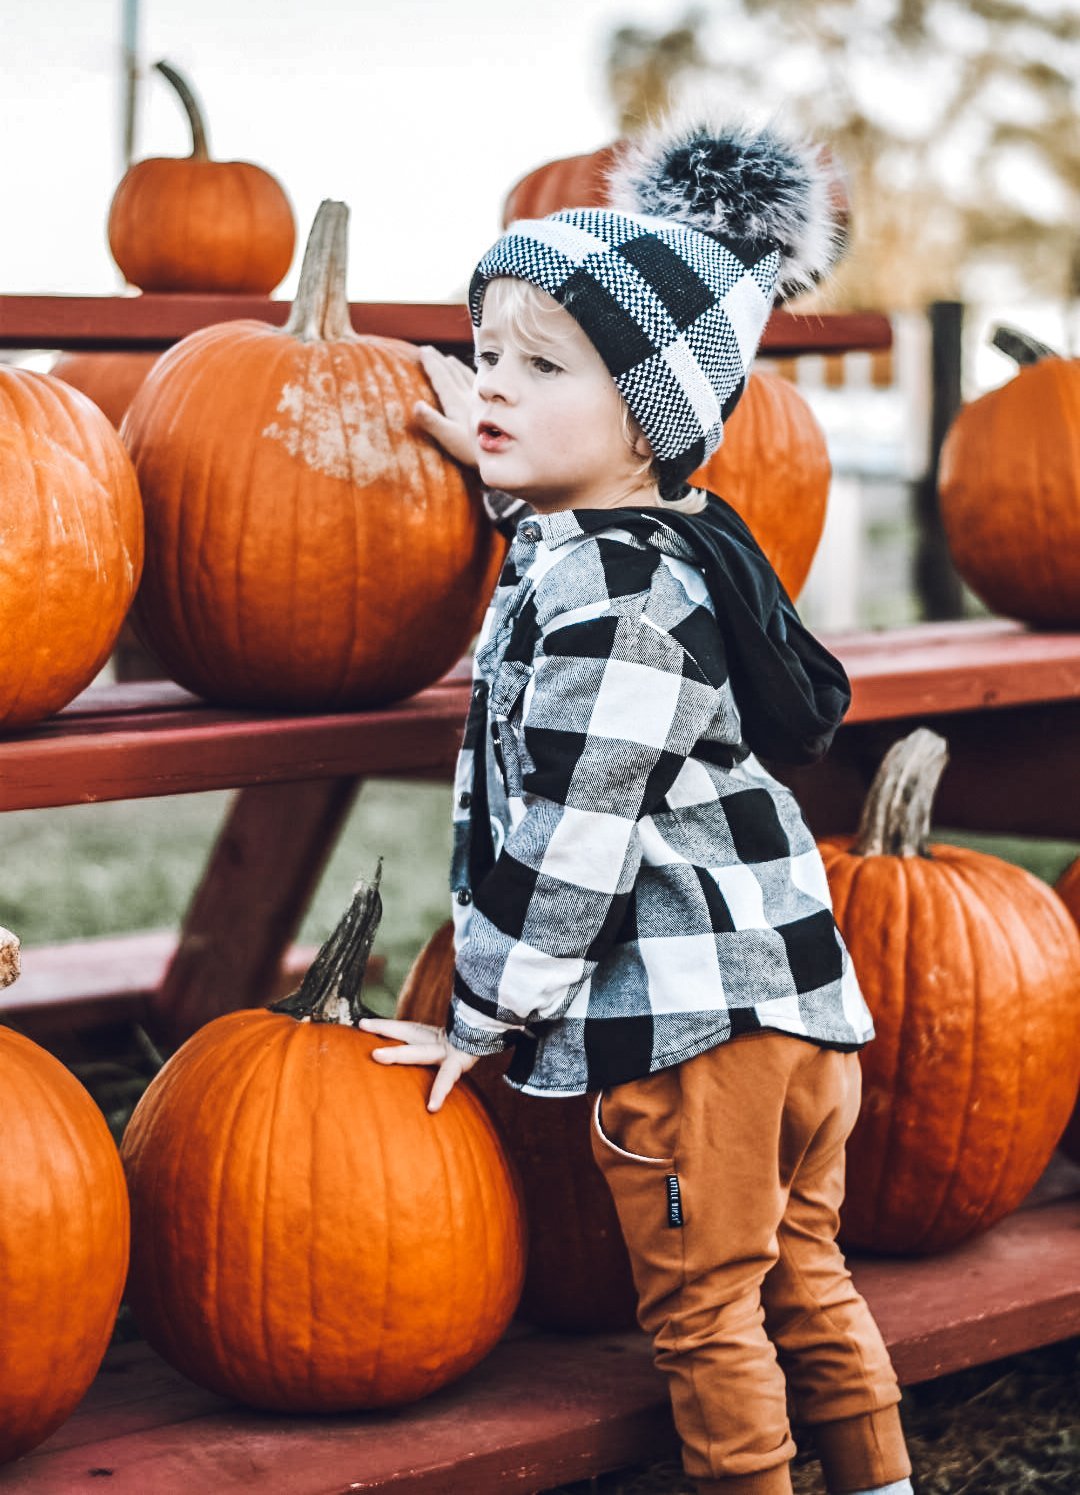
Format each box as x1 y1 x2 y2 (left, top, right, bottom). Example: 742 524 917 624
607 114 842 297
470 113 843 499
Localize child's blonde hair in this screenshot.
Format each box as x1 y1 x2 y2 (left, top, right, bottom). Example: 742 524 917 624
481 277 705 511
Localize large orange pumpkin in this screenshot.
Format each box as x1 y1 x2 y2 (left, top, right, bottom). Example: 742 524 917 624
939 327 1080 625
0 368 143 730
51 351 160 428
819 729 1080 1254
397 921 639 1332
120 879 526 1410
1053 856 1080 1163
1 928 130 1464
122 199 504 709
691 371 830 598
108 61 295 294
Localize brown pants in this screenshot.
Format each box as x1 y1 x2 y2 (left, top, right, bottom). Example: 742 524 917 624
590 1034 912 1495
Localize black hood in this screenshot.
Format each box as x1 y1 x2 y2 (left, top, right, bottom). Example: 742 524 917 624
575 494 851 765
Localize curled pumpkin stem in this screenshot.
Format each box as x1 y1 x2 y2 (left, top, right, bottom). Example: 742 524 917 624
271 862 383 1024
853 728 949 859
991 325 1060 367
154 61 210 160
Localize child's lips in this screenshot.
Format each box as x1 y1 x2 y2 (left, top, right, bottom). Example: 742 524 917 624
477 421 513 453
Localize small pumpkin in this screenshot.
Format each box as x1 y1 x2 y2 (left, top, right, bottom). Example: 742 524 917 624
938 326 1080 625
1053 856 1080 1164
819 729 1080 1254
690 371 830 599
120 876 526 1411
108 61 295 294
397 921 639 1332
122 199 504 709
1 927 131 1464
502 143 624 226
0 367 143 730
51 351 160 428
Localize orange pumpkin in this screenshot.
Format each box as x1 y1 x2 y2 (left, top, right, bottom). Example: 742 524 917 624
122 199 504 709
502 143 624 225
51 351 160 428
120 879 525 1411
1053 856 1080 1163
691 371 830 598
1 930 130 1464
819 729 1080 1254
939 328 1080 625
0 368 143 730
397 922 639 1332
108 61 295 294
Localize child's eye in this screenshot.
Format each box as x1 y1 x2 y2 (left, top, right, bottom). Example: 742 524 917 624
532 357 561 375
474 350 499 369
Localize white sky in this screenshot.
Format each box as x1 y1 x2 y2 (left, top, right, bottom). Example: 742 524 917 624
3 0 657 302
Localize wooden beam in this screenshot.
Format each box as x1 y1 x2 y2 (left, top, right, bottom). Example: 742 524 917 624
0 295 891 356
7 1174 1079 1492
150 779 362 1048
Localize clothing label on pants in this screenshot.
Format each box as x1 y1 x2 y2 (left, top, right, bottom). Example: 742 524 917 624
666 1173 684 1227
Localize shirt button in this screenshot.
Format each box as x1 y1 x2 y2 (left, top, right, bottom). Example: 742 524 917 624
456 887 473 906
458 791 472 809
520 521 541 543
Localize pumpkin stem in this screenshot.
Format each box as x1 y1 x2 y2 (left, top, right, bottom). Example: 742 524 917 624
0 925 19 989
269 863 383 1025
853 728 949 858
991 325 1060 367
283 201 358 343
154 61 210 161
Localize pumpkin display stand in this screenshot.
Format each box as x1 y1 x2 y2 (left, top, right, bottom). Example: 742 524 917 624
2 293 1080 1492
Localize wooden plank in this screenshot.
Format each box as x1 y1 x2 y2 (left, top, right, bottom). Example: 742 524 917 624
0 930 325 1036
0 687 469 811
0 1333 675 1495
5 1183 1078 1493
781 700 1080 838
0 295 891 356
150 779 361 1046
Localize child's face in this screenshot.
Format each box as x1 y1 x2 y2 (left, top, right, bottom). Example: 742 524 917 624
472 287 656 512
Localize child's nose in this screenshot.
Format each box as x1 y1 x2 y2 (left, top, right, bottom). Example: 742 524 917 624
476 363 514 403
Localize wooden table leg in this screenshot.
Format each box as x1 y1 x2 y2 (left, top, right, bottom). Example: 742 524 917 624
149 778 361 1049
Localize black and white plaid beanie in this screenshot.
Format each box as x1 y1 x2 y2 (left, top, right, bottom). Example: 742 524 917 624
469 114 842 498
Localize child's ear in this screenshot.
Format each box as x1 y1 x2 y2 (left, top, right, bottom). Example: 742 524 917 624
632 433 653 458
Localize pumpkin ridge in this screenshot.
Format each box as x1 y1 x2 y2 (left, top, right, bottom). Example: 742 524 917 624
909 855 990 1251
235 335 304 689
3 377 49 724
958 857 1033 1235
865 854 913 1234
443 1085 498 1367
324 342 364 699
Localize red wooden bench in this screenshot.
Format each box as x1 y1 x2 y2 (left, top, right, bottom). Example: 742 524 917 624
2 296 1079 1493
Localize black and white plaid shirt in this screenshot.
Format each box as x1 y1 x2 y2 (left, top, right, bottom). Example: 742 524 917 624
447 501 874 1095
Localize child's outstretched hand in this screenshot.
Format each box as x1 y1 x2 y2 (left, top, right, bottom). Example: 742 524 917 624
358 1016 480 1113
413 345 478 470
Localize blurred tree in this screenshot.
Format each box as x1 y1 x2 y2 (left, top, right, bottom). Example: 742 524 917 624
606 2 1080 310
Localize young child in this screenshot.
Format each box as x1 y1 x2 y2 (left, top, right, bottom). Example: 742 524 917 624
360 113 914 1495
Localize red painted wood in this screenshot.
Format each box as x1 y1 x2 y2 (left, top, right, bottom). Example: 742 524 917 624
0 294 891 356
5 1183 1078 1493
2 624 1078 813
0 931 325 1035
150 779 362 1046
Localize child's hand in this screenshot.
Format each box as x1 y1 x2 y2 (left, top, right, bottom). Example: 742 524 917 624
413 345 478 470
358 1017 480 1113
